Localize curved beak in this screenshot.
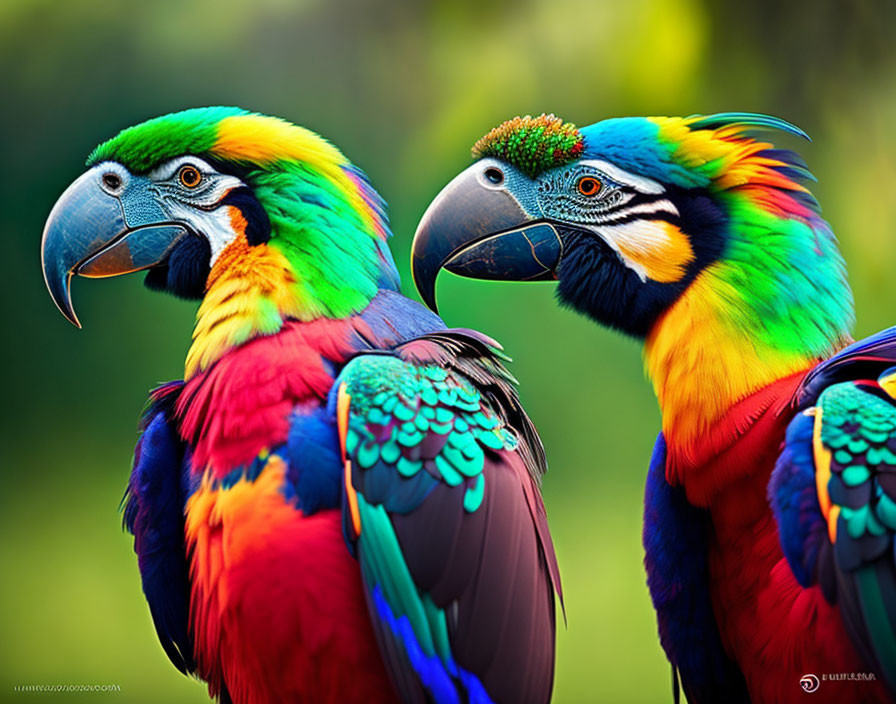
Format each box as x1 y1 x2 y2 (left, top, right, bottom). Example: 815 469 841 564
411 160 563 313
41 166 188 327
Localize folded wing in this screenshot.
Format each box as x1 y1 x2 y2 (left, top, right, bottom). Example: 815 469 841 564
772 328 896 694
334 330 560 704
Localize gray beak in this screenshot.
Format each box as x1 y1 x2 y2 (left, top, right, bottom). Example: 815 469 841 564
411 160 562 313
41 165 188 327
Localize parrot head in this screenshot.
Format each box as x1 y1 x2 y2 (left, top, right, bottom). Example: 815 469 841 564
42 106 396 329
412 113 852 340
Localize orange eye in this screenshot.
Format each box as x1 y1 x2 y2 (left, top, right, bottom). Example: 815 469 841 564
576 176 601 197
178 165 202 188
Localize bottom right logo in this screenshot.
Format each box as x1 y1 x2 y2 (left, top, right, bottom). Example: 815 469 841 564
800 674 820 693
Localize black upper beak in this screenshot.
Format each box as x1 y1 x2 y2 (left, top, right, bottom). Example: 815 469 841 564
411 160 562 313
41 166 188 327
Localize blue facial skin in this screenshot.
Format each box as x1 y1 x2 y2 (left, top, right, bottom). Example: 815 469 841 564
42 159 275 316
41 163 190 324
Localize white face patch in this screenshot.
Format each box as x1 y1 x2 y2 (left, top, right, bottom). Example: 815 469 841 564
148 156 245 266
164 202 241 266
586 219 678 281
586 197 682 282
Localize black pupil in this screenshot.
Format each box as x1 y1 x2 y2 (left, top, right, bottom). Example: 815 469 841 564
581 179 596 194
102 172 121 190
484 167 504 185
183 168 198 185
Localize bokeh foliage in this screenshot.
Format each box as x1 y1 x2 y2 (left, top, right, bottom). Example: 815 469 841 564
1 0 895 701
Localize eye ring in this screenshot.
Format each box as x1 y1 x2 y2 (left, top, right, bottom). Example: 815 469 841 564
576 176 602 197
101 172 122 192
483 167 505 185
178 165 202 188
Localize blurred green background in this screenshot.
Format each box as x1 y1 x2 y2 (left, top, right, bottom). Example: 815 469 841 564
2 0 895 701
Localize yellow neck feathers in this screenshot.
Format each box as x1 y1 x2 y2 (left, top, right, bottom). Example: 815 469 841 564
644 266 820 446
185 213 302 378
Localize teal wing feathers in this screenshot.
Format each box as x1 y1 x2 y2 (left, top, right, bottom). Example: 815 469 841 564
332 330 559 704
773 342 896 695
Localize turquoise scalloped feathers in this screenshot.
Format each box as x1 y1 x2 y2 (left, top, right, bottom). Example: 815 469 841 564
340 355 516 515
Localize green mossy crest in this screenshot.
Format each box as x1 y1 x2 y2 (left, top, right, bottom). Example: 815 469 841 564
472 113 584 178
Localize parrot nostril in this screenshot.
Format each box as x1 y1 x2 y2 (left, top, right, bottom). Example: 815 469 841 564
484 167 504 186
102 172 122 192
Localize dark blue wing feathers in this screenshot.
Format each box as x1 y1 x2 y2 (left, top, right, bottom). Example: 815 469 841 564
643 434 749 704
769 412 828 588
122 382 194 675
284 406 343 514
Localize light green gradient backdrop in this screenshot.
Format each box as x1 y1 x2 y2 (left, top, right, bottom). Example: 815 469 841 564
2 1 895 701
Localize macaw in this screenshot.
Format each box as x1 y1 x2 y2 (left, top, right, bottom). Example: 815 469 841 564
40 107 561 704
411 113 896 703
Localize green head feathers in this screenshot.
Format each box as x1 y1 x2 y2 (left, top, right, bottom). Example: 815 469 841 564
87 106 246 173
88 107 397 326
472 114 584 178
